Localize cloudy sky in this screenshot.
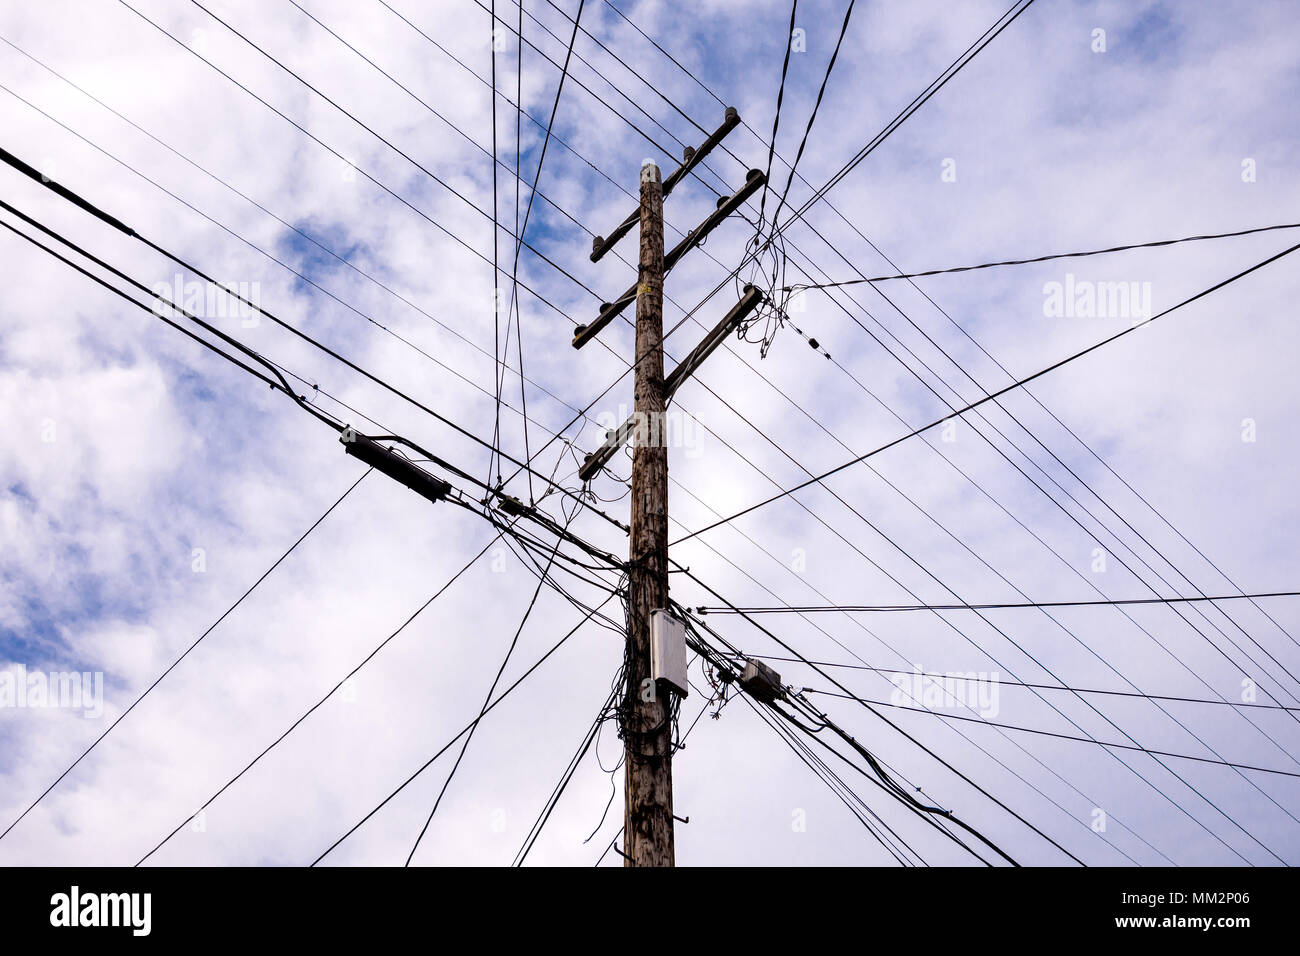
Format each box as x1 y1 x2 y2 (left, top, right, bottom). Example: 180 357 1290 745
1 0 1297 867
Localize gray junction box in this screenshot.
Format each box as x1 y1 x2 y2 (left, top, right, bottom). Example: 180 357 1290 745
650 610 689 698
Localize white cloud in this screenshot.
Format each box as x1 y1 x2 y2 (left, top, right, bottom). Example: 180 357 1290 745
0 0 1297 868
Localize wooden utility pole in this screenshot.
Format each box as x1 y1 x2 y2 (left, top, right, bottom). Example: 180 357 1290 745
578 112 749 865
624 160 674 866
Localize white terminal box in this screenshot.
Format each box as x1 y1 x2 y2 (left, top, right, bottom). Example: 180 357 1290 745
650 609 689 698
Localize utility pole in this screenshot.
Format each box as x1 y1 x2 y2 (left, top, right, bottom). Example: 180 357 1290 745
624 160 674 867
577 109 751 865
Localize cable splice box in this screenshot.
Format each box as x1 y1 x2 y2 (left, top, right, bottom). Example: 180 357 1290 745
741 659 784 704
650 610 689 698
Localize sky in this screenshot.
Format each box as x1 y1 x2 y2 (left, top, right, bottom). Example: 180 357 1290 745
0 0 1298 867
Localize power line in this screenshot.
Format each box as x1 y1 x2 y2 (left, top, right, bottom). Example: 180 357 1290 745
513 683 618 867
0 61 583 436
0 165 629 532
679 579 1086 864
587 0 1300 763
778 0 1039 239
738 686 932 866
663 497 1151 864
5 191 1066 863
738 657 1300 712
0 467 370 846
697 591 1300 615
640 198 1300 850
124 0 812 545
756 0 798 228
682 623 1023 866
509 5 1300 853
489 0 504 489
462 0 729 196
787 220 1300 288
497 0 587 491
808 213 1300 678
801 690 1300 779
136 519 507 865
768 0 856 231
311 592 617 865
734 213 1300 787
674 236 1300 546
117 0 601 317
404 520 572 865
765 217 1300 770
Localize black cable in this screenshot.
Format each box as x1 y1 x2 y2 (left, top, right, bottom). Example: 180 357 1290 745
768 0 856 231
12 37 1045 868
117 0 600 316
489 0 505 489
665 502 1151 865
536 0 710 138
773 698 1016 865
0 155 628 532
0 469 370 846
789 220 1300 288
588 0 1276 751
763 224 1300 801
311 592 616 865
803 691 1300 779
264 3 623 265
585 208 1284 858
681 573 1088 864
136 520 505 865
17 195 1216 868
0 70 601 454
461 0 727 196
508 0 585 262
687 624 988 865
747 657 1300 713
592 681 717 867
674 236 1300 545
513 684 617 867
652 214 1299 856
781 0 1038 237
499 0 586 494
0 204 337 432
265 0 762 505
404 517 573 865
699 591 1300 615
126 0 773 535
756 0 798 228
778 193 1300 714
373 0 653 203
757 209 1300 777
741 690 922 866
513 0 534 503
